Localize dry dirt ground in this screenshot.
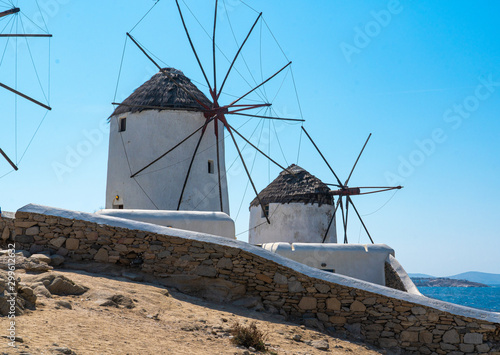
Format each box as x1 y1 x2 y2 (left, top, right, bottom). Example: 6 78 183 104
1 269 384 355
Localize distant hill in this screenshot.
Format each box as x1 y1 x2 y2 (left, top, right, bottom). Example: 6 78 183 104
411 277 488 288
408 273 435 279
446 272 500 286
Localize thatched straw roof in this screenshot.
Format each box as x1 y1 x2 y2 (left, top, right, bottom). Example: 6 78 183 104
250 164 333 208
111 68 212 117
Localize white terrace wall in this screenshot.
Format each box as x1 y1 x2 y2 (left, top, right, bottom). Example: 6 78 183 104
7 204 500 354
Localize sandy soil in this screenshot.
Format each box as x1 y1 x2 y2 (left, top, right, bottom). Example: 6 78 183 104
1 270 384 355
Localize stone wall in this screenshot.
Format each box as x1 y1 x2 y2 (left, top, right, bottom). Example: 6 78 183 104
0 213 15 249
8 205 500 354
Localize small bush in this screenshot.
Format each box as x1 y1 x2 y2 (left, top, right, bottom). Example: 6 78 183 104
230 321 267 351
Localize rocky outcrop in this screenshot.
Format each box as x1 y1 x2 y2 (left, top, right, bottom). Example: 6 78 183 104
412 277 489 287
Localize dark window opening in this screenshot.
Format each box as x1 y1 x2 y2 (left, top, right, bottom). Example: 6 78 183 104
261 204 269 218
208 160 214 174
119 117 126 132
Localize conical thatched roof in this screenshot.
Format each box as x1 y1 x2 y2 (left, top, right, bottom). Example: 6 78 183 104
111 68 212 117
250 164 333 208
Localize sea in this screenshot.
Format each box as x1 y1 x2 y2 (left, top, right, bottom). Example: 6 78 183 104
417 285 500 313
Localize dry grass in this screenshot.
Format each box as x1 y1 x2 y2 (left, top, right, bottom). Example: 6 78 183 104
230 321 268 352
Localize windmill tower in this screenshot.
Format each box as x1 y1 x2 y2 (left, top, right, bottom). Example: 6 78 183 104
106 1 303 217
106 68 229 213
249 164 337 244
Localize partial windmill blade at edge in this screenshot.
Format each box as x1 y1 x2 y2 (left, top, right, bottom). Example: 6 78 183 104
0 148 18 171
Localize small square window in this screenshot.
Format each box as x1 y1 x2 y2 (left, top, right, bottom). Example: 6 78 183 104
118 117 126 132
208 160 214 174
261 204 269 218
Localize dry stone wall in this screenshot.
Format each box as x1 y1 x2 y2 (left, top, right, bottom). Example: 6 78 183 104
6 205 500 354
0 214 15 249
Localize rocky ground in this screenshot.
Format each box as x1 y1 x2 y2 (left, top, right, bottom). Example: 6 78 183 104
0 251 385 355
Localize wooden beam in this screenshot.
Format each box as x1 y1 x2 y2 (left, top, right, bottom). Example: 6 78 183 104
0 148 18 171
0 82 51 110
0 34 52 37
0 7 19 19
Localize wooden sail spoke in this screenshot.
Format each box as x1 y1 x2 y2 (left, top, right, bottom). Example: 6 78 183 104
175 0 213 95
131 117 215 178
0 82 51 111
229 112 305 122
227 127 270 224
126 33 210 111
217 12 262 100
214 118 223 212
301 127 343 187
0 7 19 19
322 196 342 243
226 103 271 114
0 148 18 171
347 196 374 244
177 124 209 210
345 133 371 186
0 34 52 37
227 123 294 176
229 61 292 107
357 186 402 195
339 196 348 244
212 0 218 99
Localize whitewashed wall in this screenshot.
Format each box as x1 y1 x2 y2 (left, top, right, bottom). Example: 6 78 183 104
248 202 337 244
106 109 229 213
96 209 235 239
262 242 394 286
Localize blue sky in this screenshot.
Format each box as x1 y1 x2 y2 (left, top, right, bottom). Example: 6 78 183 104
0 0 499 276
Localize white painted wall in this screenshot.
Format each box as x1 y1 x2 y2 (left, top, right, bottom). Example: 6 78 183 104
96 209 235 239
261 242 394 286
248 202 336 245
106 110 229 214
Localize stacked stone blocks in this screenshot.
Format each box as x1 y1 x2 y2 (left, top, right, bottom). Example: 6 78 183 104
4 210 500 354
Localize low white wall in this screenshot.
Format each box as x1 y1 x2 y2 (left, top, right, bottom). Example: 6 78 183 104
262 242 394 286
96 209 235 239
249 203 336 245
